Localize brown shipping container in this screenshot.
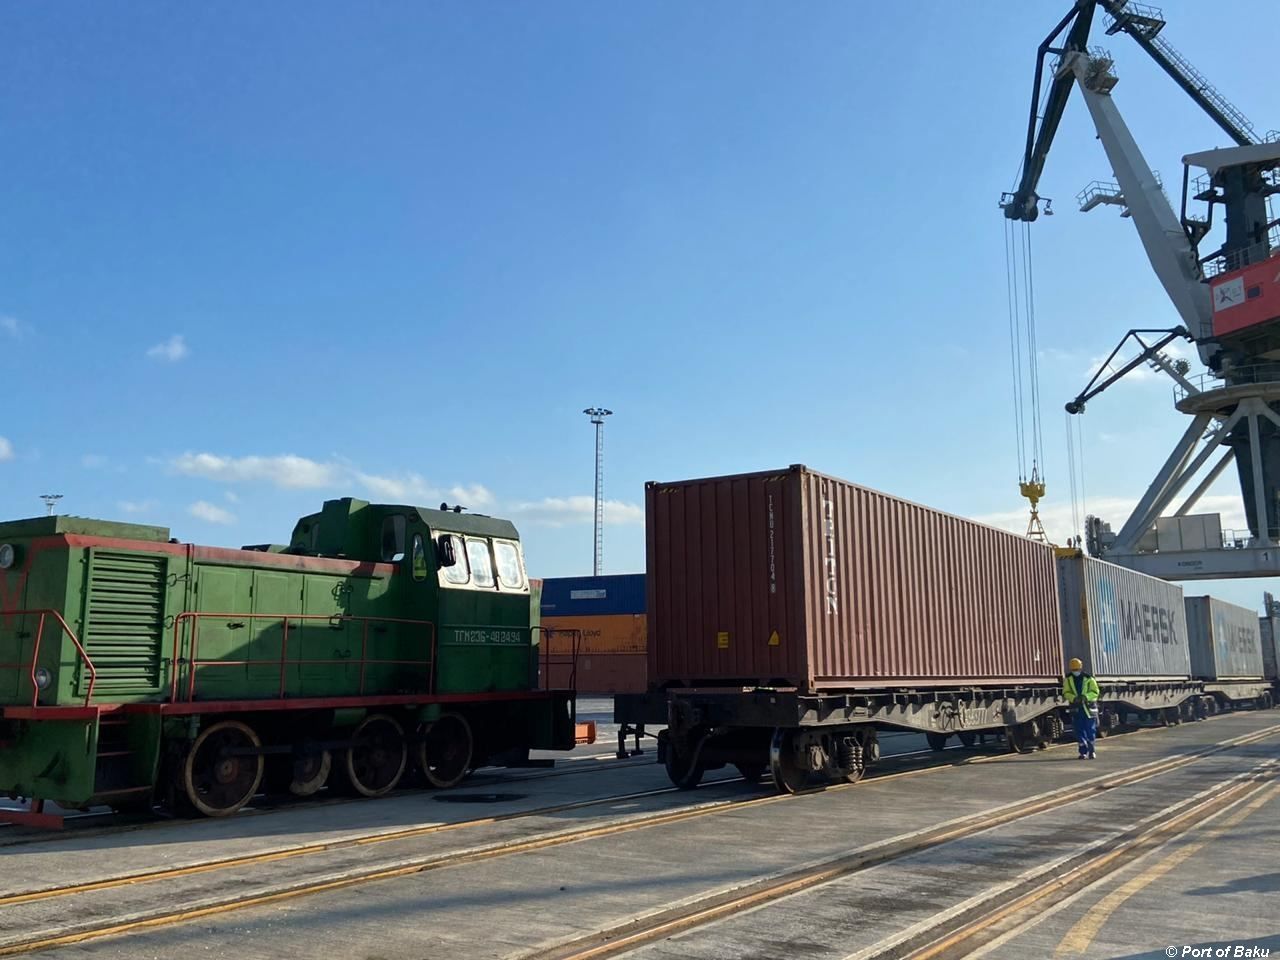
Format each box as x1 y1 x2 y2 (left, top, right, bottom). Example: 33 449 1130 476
647 465 1063 690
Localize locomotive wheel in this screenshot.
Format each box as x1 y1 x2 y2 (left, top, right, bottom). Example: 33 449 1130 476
181 720 264 818
925 732 949 752
418 712 473 789
769 728 809 794
957 732 977 749
344 714 407 798
663 732 705 790
734 762 767 784
288 748 332 797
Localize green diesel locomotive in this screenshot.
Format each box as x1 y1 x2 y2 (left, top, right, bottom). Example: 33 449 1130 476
0 498 580 824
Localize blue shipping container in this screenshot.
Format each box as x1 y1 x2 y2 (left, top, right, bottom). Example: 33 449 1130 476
540 574 646 617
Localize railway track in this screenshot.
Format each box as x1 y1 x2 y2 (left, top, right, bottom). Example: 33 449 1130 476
0 720 1274 957
511 723 1280 960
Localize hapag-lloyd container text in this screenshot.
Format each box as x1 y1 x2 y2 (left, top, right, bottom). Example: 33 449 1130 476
646 465 1064 691
1056 555 1190 679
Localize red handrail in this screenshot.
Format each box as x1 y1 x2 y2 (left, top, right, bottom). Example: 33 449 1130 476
537 625 582 695
0 609 97 707
170 612 436 703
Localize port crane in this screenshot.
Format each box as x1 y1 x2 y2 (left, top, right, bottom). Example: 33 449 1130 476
1004 0 1280 580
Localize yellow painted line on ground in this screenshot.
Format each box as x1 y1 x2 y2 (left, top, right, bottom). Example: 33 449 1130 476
1054 780 1280 957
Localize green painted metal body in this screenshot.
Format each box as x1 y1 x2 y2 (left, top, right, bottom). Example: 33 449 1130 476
0 501 572 809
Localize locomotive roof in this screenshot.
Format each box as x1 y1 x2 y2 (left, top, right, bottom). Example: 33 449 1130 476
0 515 172 541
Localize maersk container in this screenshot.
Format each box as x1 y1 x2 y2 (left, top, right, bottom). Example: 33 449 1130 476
1185 596 1265 680
646 465 1063 691
1056 555 1190 680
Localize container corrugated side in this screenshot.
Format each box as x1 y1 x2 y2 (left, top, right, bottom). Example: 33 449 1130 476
647 465 1063 691
1185 596 1265 680
1056 555 1190 679
798 469 1062 686
1262 617 1278 680
540 575 646 617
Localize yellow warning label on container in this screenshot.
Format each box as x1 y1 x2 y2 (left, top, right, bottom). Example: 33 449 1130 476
716 632 730 649
768 630 781 646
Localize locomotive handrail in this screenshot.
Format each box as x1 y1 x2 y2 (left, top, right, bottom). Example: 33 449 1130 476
0 609 97 708
534 624 582 698
170 612 437 703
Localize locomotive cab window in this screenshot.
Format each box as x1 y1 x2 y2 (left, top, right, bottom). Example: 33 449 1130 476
440 534 469 585
494 540 525 589
381 515 407 562
466 538 495 588
411 534 428 581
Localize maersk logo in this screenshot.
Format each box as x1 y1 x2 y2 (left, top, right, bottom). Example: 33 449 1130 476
1096 587 1179 645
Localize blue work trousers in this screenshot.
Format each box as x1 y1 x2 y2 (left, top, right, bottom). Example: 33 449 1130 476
1075 706 1097 756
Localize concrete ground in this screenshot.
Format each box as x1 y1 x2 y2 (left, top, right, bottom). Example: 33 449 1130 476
2 711 1275 960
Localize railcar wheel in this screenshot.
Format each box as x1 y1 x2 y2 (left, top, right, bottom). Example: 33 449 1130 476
925 732 948 752
344 714 407 798
734 762 767 784
957 732 977 749
663 732 705 789
288 748 332 797
1043 712 1065 743
1005 721 1038 755
769 728 810 794
181 720 264 818
418 713 474 789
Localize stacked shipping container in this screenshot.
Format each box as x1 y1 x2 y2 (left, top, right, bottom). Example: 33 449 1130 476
540 574 647 694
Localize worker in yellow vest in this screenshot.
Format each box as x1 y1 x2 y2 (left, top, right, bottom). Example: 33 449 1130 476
1063 657 1101 759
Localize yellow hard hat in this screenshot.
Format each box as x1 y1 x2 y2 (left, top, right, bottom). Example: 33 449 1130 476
1068 658 1083 671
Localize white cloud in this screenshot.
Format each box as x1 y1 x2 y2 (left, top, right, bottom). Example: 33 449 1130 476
147 334 190 363
118 499 158 515
0 316 23 339
354 471 435 501
188 500 237 525
0 437 11 462
510 495 644 528
447 484 495 509
82 454 108 469
172 452 340 489
224 490 239 503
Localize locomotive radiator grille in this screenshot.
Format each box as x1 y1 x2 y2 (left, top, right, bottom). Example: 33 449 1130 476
82 550 167 693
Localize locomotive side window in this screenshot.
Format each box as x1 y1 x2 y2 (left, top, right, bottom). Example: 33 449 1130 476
381 515 407 562
411 534 428 581
494 540 525 589
466 538 495 588
441 535 470 585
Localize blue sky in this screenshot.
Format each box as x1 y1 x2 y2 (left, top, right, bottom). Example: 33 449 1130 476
0 1 1274 609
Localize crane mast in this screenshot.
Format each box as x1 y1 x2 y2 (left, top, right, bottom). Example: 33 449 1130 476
1003 0 1280 580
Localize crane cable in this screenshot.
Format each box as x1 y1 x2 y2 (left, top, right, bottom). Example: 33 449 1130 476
1004 220 1045 482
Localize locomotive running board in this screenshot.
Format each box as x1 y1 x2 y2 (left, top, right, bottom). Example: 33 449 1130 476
0 799 64 830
